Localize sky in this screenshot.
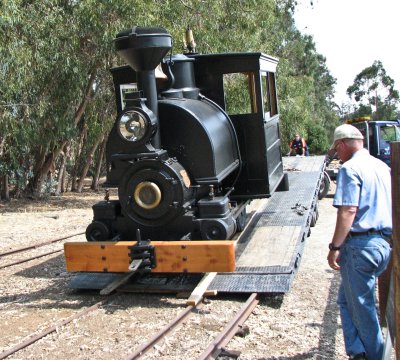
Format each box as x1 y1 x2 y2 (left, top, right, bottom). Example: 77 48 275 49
294 0 399 105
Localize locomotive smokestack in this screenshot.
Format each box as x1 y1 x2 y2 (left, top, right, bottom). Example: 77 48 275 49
115 26 172 148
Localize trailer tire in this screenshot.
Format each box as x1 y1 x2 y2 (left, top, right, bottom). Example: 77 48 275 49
236 208 247 232
310 210 317 227
318 172 330 200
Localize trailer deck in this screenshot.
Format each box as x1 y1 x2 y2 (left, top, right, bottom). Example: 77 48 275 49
67 156 326 294
210 155 325 293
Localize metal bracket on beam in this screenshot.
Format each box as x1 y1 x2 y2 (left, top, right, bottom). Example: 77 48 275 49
128 229 157 274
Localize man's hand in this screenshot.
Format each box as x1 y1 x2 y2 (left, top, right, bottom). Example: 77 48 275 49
327 205 357 271
327 250 340 270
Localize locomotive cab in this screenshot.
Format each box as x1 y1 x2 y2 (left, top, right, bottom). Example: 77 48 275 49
86 27 286 243
189 53 284 199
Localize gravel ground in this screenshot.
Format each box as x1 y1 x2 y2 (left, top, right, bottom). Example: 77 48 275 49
0 185 351 359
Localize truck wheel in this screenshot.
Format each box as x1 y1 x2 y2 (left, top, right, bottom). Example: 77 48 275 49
318 172 330 200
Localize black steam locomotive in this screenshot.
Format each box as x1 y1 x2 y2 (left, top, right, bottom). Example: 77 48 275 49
86 26 286 242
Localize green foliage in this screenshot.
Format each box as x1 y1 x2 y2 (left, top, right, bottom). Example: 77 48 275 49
347 60 399 120
0 0 338 197
305 121 329 154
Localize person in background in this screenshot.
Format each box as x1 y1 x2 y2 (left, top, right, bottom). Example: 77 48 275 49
327 124 392 360
289 134 307 156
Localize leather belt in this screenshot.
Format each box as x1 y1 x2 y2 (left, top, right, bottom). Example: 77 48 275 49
349 230 384 236
348 230 392 245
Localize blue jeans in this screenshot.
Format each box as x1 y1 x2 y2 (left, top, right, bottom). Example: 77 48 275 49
337 235 391 359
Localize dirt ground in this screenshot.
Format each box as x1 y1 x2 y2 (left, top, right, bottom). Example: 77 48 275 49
0 184 353 359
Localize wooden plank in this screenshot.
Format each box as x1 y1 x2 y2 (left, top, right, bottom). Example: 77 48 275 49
64 241 235 273
237 226 301 267
99 271 137 295
186 272 217 306
390 142 400 359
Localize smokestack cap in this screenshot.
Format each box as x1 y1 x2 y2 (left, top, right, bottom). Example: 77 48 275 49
115 26 172 71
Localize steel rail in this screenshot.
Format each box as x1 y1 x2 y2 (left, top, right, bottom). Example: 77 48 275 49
197 293 259 360
126 302 203 360
0 300 107 359
0 249 63 270
0 232 84 258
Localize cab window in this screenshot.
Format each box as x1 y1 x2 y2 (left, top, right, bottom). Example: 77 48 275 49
261 72 278 119
223 72 256 115
378 124 400 155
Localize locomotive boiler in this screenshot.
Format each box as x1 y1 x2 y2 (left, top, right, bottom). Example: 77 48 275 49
86 26 287 243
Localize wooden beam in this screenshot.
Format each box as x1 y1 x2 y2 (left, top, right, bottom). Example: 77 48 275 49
64 240 235 273
391 142 400 360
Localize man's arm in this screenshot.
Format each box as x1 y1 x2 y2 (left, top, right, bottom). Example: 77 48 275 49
301 139 306 155
288 140 294 155
327 205 357 270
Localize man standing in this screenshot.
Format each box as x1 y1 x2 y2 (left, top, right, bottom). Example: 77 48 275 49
327 124 392 360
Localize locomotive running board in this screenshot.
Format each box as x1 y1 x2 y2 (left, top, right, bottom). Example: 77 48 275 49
64 240 235 273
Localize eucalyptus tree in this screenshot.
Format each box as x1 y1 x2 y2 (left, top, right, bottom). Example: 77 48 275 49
272 16 336 152
0 0 158 197
156 0 337 153
1 0 338 198
347 60 399 120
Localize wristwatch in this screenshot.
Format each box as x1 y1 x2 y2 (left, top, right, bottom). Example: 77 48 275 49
329 243 341 251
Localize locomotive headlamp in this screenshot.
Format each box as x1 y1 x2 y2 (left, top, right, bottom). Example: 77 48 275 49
118 110 149 142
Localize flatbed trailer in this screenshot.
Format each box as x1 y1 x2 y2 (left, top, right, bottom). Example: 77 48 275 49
210 155 325 293
66 156 326 295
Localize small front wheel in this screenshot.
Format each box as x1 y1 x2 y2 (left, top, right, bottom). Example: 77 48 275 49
86 221 111 241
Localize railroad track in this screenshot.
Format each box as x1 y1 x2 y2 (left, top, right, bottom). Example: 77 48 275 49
0 292 260 359
126 293 259 360
0 299 107 360
0 219 261 358
0 232 84 270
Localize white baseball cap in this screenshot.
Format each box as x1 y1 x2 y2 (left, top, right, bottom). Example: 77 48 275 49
330 124 364 150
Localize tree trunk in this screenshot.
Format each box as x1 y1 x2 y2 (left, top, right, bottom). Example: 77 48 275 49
76 136 103 193
55 153 66 196
29 156 55 197
0 137 5 157
74 65 99 127
1 174 10 201
63 143 72 192
91 136 107 191
70 125 87 192
25 141 67 198
61 164 67 193
55 143 69 195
